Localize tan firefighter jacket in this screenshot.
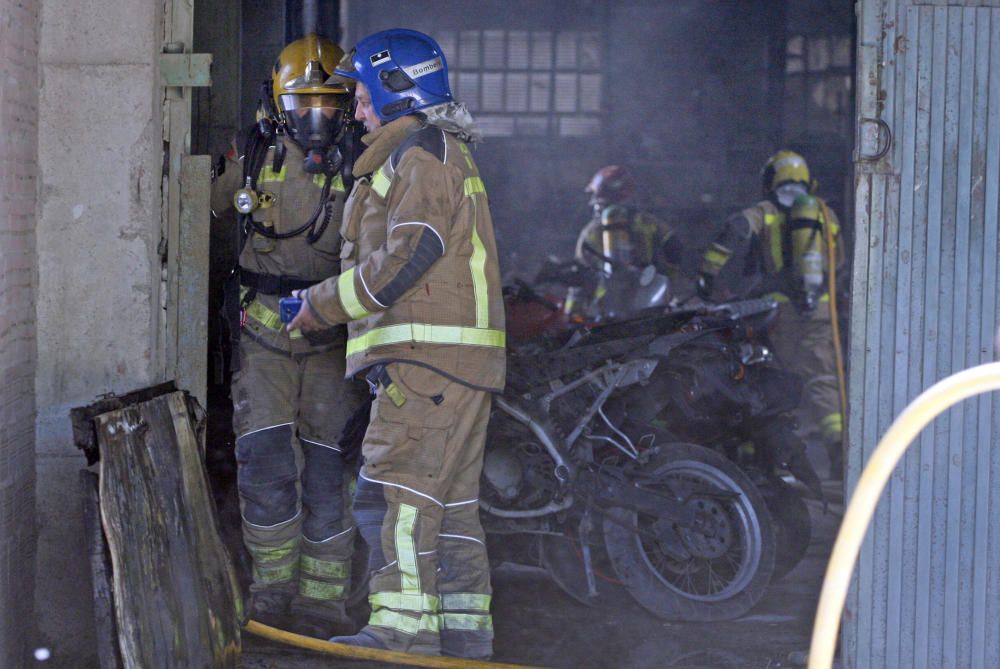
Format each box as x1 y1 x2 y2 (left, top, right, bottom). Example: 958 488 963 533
212 136 347 355
305 115 507 392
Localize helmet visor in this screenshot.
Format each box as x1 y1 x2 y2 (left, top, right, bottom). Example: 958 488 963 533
279 94 348 150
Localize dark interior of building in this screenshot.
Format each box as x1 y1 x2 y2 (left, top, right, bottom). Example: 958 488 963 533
191 1 856 666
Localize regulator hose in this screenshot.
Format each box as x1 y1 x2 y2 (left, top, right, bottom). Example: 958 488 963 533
244 619 547 669
807 361 1000 668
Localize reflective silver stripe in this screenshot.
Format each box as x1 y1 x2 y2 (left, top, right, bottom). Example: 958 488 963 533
358 268 387 308
444 498 478 508
299 437 343 453
390 221 446 252
242 509 302 530
303 526 354 544
237 421 294 441
360 472 444 507
439 533 485 547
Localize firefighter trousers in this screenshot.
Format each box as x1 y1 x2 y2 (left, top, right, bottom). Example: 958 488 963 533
352 362 493 658
768 302 843 477
233 336 367 621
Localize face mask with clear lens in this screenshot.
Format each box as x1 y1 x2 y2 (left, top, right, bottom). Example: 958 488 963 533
775 182 808 208
279 94 348 151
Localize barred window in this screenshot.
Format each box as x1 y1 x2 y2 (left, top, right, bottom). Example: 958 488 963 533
436 29 604 138
784 34 853 139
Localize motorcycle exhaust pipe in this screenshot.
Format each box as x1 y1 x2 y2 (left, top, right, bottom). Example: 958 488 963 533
495 396 573 483
479 496 574 519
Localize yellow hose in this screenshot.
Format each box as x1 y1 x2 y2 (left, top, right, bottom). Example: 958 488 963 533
807 361 1000 669
820 200 848 442
244 619 546 669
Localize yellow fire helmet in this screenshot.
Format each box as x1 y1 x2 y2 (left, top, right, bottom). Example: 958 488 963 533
761 150 811 194
269 34 352 170
272 33 350 108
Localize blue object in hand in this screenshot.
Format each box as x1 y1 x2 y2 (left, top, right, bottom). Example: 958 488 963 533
279 296 303 323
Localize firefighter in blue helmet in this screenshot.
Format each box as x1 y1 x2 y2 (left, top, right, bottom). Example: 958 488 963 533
287 28 505 659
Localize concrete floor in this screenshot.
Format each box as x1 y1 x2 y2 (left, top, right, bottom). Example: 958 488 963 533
240 479 844 669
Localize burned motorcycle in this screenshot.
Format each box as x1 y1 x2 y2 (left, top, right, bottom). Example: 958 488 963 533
511 259 819 581
481 293 778 621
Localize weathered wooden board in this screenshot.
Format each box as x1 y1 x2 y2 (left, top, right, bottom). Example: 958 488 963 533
80 469 123 669
95 390 242 668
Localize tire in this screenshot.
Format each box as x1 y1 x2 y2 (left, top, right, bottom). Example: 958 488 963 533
763 478 812 580
603 442 776 621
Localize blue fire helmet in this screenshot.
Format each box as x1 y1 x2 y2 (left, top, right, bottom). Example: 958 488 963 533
333 29 452 122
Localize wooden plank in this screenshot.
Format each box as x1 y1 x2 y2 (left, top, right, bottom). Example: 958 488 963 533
95 390 241 668
178 155 212 409
80 470 123 669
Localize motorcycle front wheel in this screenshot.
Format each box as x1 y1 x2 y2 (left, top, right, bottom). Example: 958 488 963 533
603 442 776 621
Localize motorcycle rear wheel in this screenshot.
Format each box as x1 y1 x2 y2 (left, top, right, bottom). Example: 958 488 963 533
603 442 776 621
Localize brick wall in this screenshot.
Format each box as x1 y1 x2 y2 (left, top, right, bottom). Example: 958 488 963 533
0 0 39 664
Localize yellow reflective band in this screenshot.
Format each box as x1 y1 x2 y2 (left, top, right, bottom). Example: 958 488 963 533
338 268 371 320
396 504 421 595
370 609 441 636
765 292 790 303
370 592 440 613
300 555 348 579
442 612 493 632
769 225 784 271
309 173 346 192
458 142 475 169
764 213 781 226
259 165 287 182
469 222 489 328
244 295 304 339
464 176 486 197
441 593 491 612
252 562 296 585
248 537 299 564
298 577 346 601
820 413 843 439
372 166 391 198
346 324 506 357
703 247 730 268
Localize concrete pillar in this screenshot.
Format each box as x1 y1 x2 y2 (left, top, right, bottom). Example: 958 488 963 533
0 0 40 665
35 1 162 664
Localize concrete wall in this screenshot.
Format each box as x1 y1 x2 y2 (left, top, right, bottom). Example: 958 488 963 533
35 0 163 664
0 0 40 664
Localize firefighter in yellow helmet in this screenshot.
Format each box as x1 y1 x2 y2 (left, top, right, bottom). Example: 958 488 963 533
698 151 845 479
210 33 367 636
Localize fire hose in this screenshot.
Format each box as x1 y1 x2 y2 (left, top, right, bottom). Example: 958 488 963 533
245 619 546 668
807 361 1000 668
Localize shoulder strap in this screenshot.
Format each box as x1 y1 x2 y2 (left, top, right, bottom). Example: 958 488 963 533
389 125 447 171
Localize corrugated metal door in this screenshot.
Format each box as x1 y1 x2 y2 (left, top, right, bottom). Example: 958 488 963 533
850 1 1000 667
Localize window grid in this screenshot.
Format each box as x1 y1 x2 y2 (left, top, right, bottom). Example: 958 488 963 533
439 29 603 138
784 33 853 140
